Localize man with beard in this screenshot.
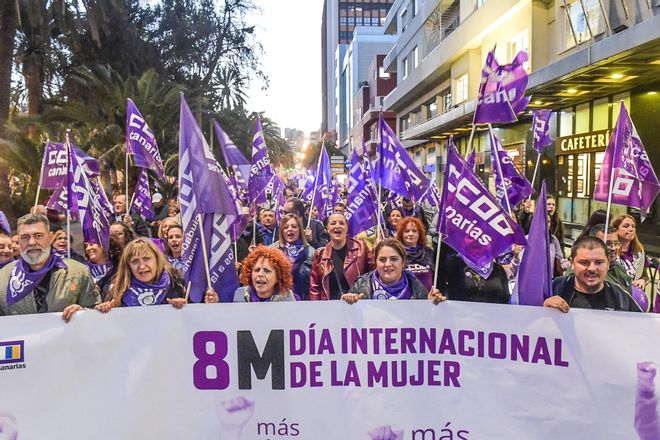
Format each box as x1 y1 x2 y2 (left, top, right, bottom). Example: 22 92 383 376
543 235 640 313
0 214 98 322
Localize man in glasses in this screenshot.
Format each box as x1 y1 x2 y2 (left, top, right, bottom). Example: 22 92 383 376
589 223 633 295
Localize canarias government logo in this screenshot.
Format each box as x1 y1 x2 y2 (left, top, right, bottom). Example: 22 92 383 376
0 341 26 371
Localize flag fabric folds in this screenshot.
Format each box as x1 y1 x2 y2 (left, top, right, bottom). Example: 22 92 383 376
248 115 275 207
179 94 239 302
437 142 526 277
473 49 530 124
346 150 381 237
513 181 553 306
126 98 165 180
214 119 251 197
130 169 154 221
593 101 660 220
310 146 334 222
376 115 430 202
489 128 533 209
532 109 552 152
40 142 100 189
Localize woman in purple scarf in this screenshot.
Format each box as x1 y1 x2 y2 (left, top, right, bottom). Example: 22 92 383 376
0 234 14 270
84 242 115 301
95 238 218 311
233 246 299 302
396 216 434 292
341 238 445 305
271 214 314 300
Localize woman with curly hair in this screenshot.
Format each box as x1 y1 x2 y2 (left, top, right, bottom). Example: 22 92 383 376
233 245 298 302
396 216 434 291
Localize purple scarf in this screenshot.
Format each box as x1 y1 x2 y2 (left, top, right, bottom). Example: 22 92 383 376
249 286 273 302
122 271 171 307
371 270 412 300
256 223 277 245
7 251 67 305
405 245 434 292
284 240 306 297
87 260 114 284
168 255 184 272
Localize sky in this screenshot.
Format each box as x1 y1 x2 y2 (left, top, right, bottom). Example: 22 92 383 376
245 0 324 137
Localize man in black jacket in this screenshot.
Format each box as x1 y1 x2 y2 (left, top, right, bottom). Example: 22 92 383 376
544 235 641 313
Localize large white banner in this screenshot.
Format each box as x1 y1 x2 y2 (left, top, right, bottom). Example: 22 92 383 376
0 301 659 439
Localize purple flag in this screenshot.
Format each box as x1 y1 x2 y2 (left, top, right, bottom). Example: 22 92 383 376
248 115 275 206
214 120 250 194
179 94 238 302
376 115 430 202
532 109 552 152
473 49 530 124
92 178 115 220
346 150 381 237
438 142 526 276
310 146 333 222
489 128 533 209
513 181 552 306
39 142 100 189
130 169 154 220
126 98 165 180
66 145 110 250
594 101 660 221
0 211 10 234
300 171 316 204
420 179 442 208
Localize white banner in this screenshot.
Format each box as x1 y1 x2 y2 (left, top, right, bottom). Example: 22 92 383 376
0 301 659 439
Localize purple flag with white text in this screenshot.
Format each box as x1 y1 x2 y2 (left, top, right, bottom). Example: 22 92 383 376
593 101 660 221
131 169 154 220
438 142 526 276
40 142 99 189
179 94 239 302
248 115 275 207
473 49 530 124
489 128 533 209
66 145 110 250
126 98 165 180
376 115 430 202
513 181 552 306
346 150 381 237
214 120 250 196
532 109 552 153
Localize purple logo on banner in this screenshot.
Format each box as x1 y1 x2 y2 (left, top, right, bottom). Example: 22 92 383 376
376 115 430 202
438 142 526 276
474 49 530 124
489 129 533 209
594 101 660 220
126 98 165 180
532 110 553 152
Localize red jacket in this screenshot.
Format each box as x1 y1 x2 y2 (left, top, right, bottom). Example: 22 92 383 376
309 238 373 300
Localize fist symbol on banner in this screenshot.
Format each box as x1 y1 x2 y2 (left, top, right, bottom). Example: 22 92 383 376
216 396 255 437
368 425 404 440
0 412 18 440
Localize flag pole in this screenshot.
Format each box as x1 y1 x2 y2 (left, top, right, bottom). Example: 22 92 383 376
64 130 72 260
196 213 213 289
34 139 48 209
529 151 542 195
125 152 130 209
376 111 383 239
306 144 324 229
489 124 513 216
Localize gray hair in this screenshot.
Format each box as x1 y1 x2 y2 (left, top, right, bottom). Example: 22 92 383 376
17 213 50 231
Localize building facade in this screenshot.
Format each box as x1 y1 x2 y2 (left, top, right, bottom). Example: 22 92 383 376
381 0 660 252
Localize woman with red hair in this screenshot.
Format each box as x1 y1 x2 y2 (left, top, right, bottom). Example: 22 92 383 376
234 245 299 302
396 216 435 291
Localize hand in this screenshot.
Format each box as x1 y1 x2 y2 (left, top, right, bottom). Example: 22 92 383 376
341 293 364 304
122 214 134 226
0 412 18 440
633 279 647 290
167 298 187 309
368 425 404 440
216 396 254 436
638 362 657 391
235 262 242 271
204 288 219 304
543 295 569 313
95 300 114 313
428 287 447 305
62 304 84 322
304 228 313 242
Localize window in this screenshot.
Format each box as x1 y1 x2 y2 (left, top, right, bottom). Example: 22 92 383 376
564 0 605 48
509 30 529 70
411 0 417 17
378 66 391 79
443 90 452 112
455 74 468 104
428 101 438 118
402 57 409 79
413 46 419 68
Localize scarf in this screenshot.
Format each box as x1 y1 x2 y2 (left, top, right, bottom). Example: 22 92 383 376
249 286 273 302
618 249 646 280
168 255 184 272
87 260 114 285
122 271 171 307
256 223 277 245
284 240 306 298
371 270 412 300
7 251 67 305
